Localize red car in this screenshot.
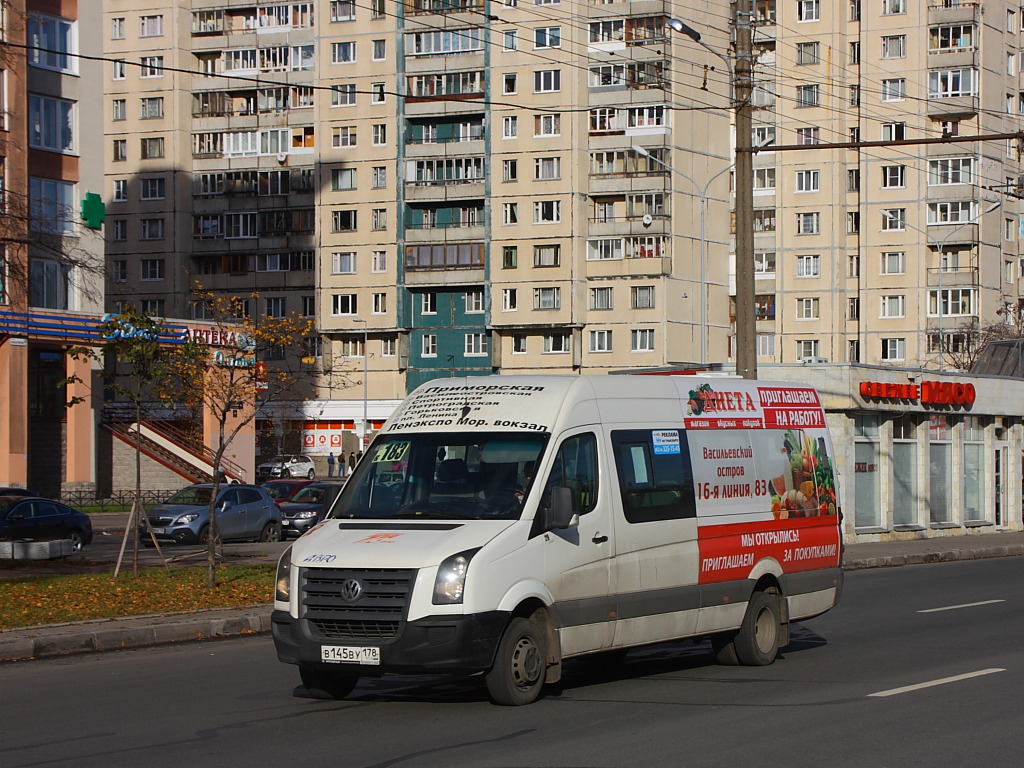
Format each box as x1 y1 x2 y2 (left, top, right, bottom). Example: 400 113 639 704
261 479 314 508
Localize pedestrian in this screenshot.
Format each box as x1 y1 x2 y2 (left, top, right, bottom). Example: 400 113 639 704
348 452 356 473
326 452 335 478
339 450 347 477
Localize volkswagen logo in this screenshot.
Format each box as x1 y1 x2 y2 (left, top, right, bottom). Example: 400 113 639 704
340 578 363 603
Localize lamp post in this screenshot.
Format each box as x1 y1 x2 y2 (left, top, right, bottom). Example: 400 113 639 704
631 145 733 367
882 199 999 370
669 11 757 379
352 318 368 450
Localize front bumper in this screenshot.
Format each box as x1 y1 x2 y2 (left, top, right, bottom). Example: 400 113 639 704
272 609 509 675
139 526 202 545
281 518 316 538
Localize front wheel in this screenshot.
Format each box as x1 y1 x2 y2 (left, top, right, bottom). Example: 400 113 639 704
259 521 282 542
485 616 548 706
307 469 315 479
66 530 85 551
299 666 358 700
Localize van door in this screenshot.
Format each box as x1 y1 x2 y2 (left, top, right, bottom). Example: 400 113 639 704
537 431 615 656
609 428 700 648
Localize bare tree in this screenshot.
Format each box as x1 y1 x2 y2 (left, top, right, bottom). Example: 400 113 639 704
942 304 1024 371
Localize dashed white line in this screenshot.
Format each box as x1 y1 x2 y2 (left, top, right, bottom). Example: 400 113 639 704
868 668 1006 698
918 599 1006 614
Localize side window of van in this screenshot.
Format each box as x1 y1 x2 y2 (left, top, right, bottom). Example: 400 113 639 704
542 433 598 515
611 429 696 523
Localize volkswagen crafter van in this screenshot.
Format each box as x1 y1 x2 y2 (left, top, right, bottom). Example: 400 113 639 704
272 375 843 705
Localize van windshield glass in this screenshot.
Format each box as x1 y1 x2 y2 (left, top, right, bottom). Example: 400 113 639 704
328 432 548 521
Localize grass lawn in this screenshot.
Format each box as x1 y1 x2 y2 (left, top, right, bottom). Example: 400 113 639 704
0 564 275 630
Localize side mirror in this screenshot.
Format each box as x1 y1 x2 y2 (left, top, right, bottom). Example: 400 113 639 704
547 485 579 531
216 500 231 512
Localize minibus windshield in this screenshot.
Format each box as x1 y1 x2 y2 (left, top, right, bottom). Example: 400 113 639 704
328 432 548 521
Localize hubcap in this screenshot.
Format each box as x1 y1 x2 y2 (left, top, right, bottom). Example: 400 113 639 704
510 636 543 689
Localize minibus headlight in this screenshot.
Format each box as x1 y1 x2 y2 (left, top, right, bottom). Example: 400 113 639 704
275 546 292 602
432 548 480 605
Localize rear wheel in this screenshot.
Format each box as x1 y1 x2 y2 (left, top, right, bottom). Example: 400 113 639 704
732 591 782 666
259 521 282 543
196 524 210 546
485 615 548 706
299 666 358 700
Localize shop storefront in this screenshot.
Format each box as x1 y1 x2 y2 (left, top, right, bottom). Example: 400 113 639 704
763 364 1024 542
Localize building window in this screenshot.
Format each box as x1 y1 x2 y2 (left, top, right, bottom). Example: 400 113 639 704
139 15 164 37
372 208 387 231
112 60 126 80
753 168 776 192
543 332 570 354
881 251 905 275
503 116 518 138
112 99 126 121
795 170 819 192
881 35 906 59
796 84 820 107
534 244 560 267
113 179 127 202
796 254 820 277
798 0 819 22
502 288 518 311
512 334 527 354
332 252 356 274
421 334 437 357
332 126 356 148
502 246 518 268
535 26 561 48
371 166 387 189
534 70 561 92
372 39 386 60
881 208 905 231
590 286 613 310
140 56 164 78
28 96 74 153
332 42 356 63
372 293 387 315
503 203 518 225
29 14 76 73
465 333 489 357
928 157 975 185
111 220 127 241
848 297 860 321
754 252 776 277
381 337 396 357
265 297 286 318
332 294 357 316
882 165 906 188
880 295 906 318
372 124 387 145
535 113 561 136
140 178 166 201
533 287 561 310
421 293 437 315
631 329 655 352
504 30 518 51
881 78 906 102
140 259 165 281
796 339 820 359
332 210 357 232
588 238 624 260
928 201 975 224
140 137 165 159
503 159 518 182
928 69 976 99
796 297 820 320
331 168 356 190
371 83 386 103
140 218 165 240
29 178 75 235
589 330 612 353
465 290 484 313
111 18 125 39
796 127 819 145
301 296 315 317
503 73 518 95
796 212 820 234
140 97 164 120
796 41 820 65
847 211 860 234
929 288 977 317
534 156 561 181
881 338 905 361
331 84 357 106
754 209 776 232
631 285 655 309
882 122 906 141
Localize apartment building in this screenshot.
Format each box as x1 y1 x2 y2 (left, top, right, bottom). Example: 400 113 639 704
753 0 1024 367
103 0 734 451
0 1 106 495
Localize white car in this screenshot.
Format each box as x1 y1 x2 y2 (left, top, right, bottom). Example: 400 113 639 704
257 455 316 480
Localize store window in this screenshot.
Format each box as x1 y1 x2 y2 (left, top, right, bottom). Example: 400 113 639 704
854 414 880 528
929 415 953 524
892 415 918 527
962 416 985 523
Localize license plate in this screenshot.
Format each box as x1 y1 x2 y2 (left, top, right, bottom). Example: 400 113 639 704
150 527 165 535
321 645 380 666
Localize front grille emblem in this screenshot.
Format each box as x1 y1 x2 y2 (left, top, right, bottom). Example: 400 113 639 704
340 578 363 603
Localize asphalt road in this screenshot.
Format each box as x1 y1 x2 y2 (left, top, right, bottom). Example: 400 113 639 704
2 557 1022 768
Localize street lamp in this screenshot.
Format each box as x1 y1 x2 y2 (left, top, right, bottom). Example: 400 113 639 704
668 12 757 379
632 145 733 367
882 199 1000 370
352 318 368 450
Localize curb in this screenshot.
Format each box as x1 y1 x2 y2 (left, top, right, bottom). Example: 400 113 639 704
842 544 1024 571
0 606 272 662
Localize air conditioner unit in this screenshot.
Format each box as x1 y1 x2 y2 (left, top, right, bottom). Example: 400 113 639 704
800 356 829 364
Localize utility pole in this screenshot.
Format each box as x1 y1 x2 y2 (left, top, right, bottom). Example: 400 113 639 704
734 1 756 380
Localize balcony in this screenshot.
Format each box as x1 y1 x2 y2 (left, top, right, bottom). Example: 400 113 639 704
926 265 978 287
927 0 979 24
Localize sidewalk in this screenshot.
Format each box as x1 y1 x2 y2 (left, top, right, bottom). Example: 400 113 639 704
2 529 1023 663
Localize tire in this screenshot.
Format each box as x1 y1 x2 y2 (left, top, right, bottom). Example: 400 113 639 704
485 615 548 706
259 521 282 543
299 666 358 700
66 530 84 551
307 469 315 479
732 590 782 666
282 468 292 478
196 524 210 545
710 634 740 666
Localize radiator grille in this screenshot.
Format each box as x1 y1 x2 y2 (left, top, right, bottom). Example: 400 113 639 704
300 567 415 641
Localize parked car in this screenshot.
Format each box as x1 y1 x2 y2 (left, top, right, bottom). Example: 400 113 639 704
0 496 93 550
0 487 41 497
262 479 314 508
256 455 316 481
279 481 346 539
141 484 281 546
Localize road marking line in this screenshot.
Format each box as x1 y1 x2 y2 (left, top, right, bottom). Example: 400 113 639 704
918 599 1005 614
868 668 1005 698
